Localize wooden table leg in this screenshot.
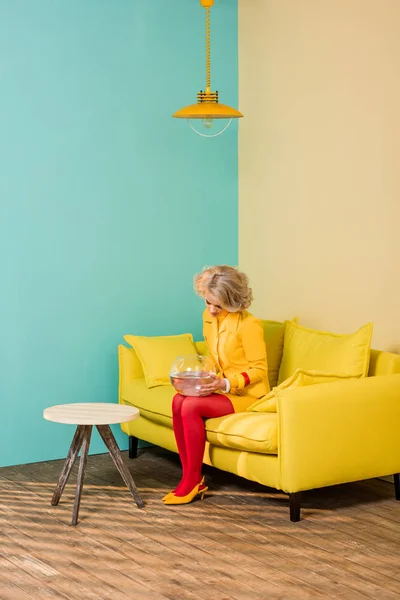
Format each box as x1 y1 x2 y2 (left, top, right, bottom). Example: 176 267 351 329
71 425 92 526
51 425 86 507
96 424 144 509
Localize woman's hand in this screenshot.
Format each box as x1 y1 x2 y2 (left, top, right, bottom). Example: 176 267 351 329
198 374 227 397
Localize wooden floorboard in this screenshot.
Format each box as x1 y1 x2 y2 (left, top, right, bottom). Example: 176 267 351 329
1 447 400 599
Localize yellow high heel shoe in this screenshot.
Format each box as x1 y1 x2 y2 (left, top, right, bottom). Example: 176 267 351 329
162 476 206 503
163 482 208 505
162 491 175 502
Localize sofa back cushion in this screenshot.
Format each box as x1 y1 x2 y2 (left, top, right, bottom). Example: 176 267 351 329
278 320 373 384
248 368 361 413
124 333 197 388
368 349 400 376
194 340 208 356
259 320 286 389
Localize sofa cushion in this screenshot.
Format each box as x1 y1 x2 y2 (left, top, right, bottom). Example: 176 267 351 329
261 320 285 389
121 379 173 427
124 333 197 388
278 320 373 384
261 318 297 389
122 379 278 454
205 412 278 455
368 349 400 377
248 368 361 413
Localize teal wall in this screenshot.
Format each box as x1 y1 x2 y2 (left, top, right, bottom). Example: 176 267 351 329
0 1 238 467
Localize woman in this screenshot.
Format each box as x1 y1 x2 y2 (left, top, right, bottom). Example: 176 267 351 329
163 265 269 505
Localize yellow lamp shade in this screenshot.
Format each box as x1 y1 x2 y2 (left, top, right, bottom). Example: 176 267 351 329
173 102 243 120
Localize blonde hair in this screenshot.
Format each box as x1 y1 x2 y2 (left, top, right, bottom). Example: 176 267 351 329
194 265 253 312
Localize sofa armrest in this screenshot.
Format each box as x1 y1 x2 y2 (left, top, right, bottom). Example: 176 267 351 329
118 344 144 403
277 374 400 493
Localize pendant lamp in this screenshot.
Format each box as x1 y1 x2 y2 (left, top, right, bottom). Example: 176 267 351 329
173 0 243 138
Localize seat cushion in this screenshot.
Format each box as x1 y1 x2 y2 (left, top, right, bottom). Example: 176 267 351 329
121 379 174 427
122 379 278 454
205 412 278 455
278 320 373 384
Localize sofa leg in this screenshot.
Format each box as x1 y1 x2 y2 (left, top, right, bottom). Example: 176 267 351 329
129 436 139 459
289 492 301 522
394 474 400 500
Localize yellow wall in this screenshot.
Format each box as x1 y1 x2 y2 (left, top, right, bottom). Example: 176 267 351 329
239 0 400 351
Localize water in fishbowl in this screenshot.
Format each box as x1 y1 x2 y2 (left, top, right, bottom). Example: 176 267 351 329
170 354 217 396
170 371 214 396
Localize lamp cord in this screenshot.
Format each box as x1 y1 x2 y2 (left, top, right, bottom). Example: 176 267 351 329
205 7 211 92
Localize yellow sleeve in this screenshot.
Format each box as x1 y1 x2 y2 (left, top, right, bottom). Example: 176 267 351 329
227 317 268 390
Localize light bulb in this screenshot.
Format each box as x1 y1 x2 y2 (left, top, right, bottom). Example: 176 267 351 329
187 118 232 138
202 118 214 129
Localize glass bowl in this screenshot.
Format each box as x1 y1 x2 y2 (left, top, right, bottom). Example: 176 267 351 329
170 354 217 396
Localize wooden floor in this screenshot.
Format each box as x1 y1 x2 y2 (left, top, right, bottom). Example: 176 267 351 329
1 447 400 600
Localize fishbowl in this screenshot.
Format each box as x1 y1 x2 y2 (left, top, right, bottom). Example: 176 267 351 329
170 355 217 396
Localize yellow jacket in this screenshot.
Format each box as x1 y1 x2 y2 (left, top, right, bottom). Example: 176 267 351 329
203 308 270 411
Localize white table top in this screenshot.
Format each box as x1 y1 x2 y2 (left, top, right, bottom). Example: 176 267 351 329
43 403 140 425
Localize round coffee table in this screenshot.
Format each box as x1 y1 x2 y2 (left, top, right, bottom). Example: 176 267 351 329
43 402 144 525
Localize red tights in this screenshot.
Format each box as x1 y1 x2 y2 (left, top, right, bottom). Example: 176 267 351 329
172 393 234 496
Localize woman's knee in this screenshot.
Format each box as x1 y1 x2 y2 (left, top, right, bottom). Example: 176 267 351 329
180 397 201 418
181 395 234 419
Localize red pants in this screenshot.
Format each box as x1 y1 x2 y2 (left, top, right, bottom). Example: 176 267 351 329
172 393 234 496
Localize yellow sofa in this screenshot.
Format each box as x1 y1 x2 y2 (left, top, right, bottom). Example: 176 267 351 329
118 320 400 521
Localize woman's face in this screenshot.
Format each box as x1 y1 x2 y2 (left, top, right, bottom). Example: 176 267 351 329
205 293 226 318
